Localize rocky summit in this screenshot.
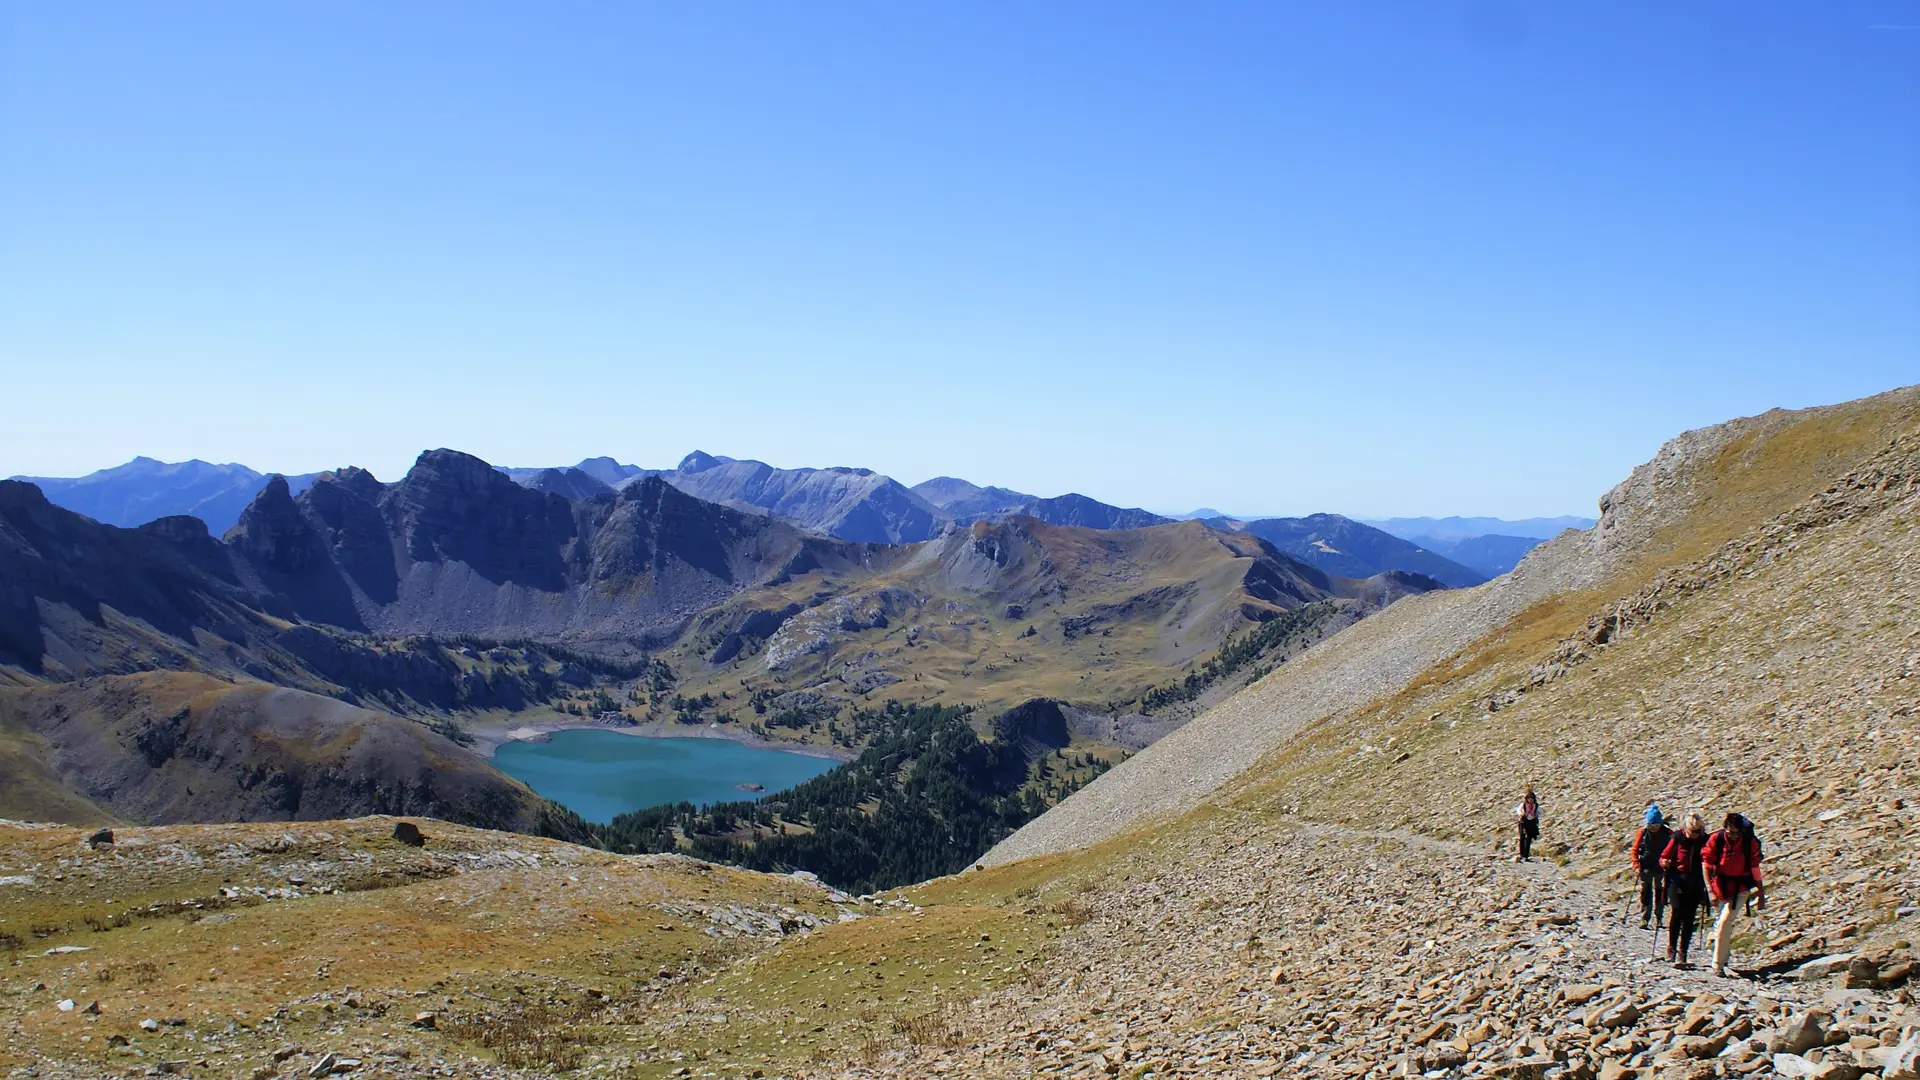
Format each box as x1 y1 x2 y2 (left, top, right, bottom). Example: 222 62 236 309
0 387 1912 1080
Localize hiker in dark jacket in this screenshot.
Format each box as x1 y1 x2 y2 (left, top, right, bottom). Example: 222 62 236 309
1515 787 1540 862
1703 812 1764 977
1631 804 1673 929
1660 812 1710 967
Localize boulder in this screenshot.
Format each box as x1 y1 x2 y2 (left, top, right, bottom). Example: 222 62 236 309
1779 1012 1831 1055
392 821 425 847
1843 955 1881 989
87 828 114 849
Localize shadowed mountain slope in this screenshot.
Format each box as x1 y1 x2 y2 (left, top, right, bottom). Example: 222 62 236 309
0 450 882 687
1016 493 1170 531
221 450 881 649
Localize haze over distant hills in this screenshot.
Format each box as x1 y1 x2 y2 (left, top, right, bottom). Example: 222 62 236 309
1356 515 1597 578
1361 514 1594 542
7 457 321 535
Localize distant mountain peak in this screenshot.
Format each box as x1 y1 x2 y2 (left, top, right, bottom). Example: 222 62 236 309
677 451 734 473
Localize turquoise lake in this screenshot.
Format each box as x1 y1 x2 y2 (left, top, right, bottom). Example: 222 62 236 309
491 728 840 824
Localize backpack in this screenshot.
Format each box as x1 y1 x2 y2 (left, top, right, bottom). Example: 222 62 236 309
1634 823 1671 869
1707 820 1762 879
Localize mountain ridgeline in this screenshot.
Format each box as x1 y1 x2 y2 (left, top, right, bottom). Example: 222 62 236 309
18 451 1521 587
0 444 1449 886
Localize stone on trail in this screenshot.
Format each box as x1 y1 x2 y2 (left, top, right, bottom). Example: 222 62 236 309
1560 983 1605 1006
1885 1031 1920 1080
1777 1011 1830 1054
1769 1054 1835 1079
1793 954 1855 981
1843 955 1881 988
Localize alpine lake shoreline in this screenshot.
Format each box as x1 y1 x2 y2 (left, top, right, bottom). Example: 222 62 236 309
464 710 858 763
465 709 858 822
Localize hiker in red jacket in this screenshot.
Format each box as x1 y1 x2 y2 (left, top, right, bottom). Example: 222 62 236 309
1660 812 1710 967
1702 812 1764 977
1631 804 1673 929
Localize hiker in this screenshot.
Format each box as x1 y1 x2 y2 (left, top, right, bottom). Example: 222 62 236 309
1702 812 1764 977
1659 812 1710 967
1515 786 1540 862
1632 803 1673 929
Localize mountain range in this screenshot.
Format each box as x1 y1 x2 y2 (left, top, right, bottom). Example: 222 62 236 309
1 444 1446 834
1359 513 1593 541
14 451 1563 586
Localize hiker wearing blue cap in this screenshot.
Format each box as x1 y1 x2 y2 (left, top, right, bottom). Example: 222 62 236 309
1631 803 1673 930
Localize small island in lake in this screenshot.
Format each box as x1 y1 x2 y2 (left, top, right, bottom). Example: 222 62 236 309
737 782 766 792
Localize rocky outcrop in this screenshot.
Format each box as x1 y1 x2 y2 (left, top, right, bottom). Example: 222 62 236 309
763 590 917 671
383 449 583 591
702 603 805 664
992 698 1072 756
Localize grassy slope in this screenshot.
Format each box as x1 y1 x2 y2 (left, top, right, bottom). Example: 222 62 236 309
654 520 1348 724
0 671 563 832
0 818 1056 1077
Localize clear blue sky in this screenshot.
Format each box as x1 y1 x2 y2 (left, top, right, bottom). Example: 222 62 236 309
2 2 1915 517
